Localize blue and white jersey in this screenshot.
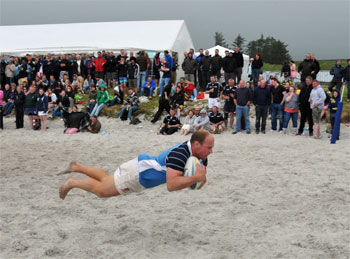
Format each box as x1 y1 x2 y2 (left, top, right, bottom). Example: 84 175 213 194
138 141 191 189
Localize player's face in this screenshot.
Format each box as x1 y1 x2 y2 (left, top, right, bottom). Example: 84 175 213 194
196 136 214 160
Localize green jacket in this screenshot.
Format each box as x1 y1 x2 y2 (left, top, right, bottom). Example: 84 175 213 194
96 89 109 104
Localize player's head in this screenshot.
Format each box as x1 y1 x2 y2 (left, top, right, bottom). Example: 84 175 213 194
190 130 214 160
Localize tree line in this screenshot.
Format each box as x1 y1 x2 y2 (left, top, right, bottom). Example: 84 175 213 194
214 32 291 65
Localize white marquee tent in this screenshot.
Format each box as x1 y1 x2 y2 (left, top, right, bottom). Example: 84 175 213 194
195 45 250 81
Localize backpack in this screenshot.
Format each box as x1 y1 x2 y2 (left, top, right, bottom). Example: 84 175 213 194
33 118 41 131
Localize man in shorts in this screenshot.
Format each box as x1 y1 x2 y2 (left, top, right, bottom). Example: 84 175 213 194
58 130 214 199
205 75 223 111
309 79 326 139
221 79 236 129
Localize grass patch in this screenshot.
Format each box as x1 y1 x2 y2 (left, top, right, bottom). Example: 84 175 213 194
262 59 348 72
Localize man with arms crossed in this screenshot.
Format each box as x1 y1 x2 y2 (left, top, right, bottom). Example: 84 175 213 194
58 130 214 199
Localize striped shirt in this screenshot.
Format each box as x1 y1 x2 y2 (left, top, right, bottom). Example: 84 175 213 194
137 141 208 189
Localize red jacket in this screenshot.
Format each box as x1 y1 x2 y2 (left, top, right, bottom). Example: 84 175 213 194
92 57 106 72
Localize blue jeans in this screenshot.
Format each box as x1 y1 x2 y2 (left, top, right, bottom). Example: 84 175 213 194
159 77 170 96
283 112 298 130
252 69 262 87
141 85 155 97
271 103 284 131
236 105 250 132
137 71 147 90
3 102 14 115
89 103 96 113
51 106 68 118
119 105 139 120
90 103 106 117
190 89 198 100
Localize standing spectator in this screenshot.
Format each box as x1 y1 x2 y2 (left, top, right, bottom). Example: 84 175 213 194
297 76 314 136
136 51 148 90
92 51 106 80
36 88 49 131
200 50 211 91
5 58 16 84
344 59 350 102
290 60 297 82
0 58 7 87
298 53 316 83
210 49 222 81
119 88 139 121
127 57 140 93
311 54 320 80
282 85 299 134
170 52 178 84
152 52 162 88
182 52 197 83
194 108 210 131
141 76 156 97
105 52 118 88
59 54 70 79
158 107 180 135
328 60 344 92
205 75 223 110
196 49 204 90
90 84 109 118
117 57 128 94
233 80 252 134
17 59 31 86
270 78 286 132
14 85 25 129
309 80 326 139
253 79 270 134
80 54 89 79
221 79 236 129
25 85 37 129
151 82 172 123
180 109 197 135
159 58 171 97
0 86 3 130
164 50 174 71
232 46 244 83
251 54 263 87
328 89 341 140
208 105 224 134
281 61 291 78
223 52 237 84
145 52 151 79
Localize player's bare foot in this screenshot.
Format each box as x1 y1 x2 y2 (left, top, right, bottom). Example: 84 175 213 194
59 178 74 200
57 161 79 175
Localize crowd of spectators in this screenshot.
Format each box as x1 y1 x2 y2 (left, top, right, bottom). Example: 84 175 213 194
0 50 348 140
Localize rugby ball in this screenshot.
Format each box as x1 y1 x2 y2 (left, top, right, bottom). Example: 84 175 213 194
184 156 204 190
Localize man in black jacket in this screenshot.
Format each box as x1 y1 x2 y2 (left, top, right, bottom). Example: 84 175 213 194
253 80 270 134
344 59 350 101
232 47 244 84
297 76 314 136
298 53 316 83
105 52 118 88
200 50 211 91
222 52 236 84
14 85 26 129
181 52 197 83
311 54 320 80
210 49 222 81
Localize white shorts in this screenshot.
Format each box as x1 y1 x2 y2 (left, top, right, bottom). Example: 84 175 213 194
181 124 194 133
114 158 145 195
208 98 221 109
38 111 48 116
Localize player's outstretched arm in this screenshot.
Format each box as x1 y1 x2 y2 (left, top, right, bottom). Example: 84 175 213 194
166 164 206 192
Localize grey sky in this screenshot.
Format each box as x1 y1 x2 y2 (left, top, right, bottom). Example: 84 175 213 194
0 0 349 60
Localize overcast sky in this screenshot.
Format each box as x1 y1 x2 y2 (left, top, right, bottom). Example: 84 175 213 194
0 0 349 60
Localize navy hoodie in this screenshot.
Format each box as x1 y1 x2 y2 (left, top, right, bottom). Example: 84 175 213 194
328 90 340 114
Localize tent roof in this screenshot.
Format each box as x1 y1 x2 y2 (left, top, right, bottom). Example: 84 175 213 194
196 45 249 59
0 20 194 55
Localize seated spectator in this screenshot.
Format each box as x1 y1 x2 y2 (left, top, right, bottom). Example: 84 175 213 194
51 90 70 119
180 109 197 135
183 80 198 101
90 84 109 118
194 108 210 131
71 74 79 93
46 88 57 112
3 83 16 116
158 107 181 135
119 88 139 121
107 86 124 106
83 74 94 93
63 105 90 134
208 105 224 134
88 115 101 134
88 85 97 113
170 83 184 118
141 76 156 97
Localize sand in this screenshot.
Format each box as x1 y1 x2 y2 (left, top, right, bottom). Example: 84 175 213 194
0 115 349 259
